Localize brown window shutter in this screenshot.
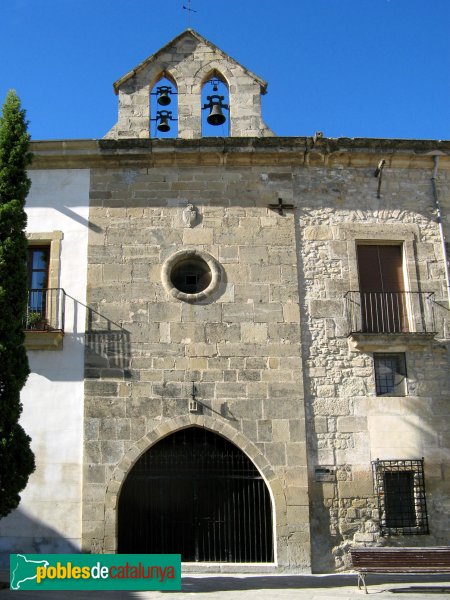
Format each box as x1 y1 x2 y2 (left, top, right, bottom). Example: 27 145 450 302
378 245 403 292
356 245 407 333
357 245 403 292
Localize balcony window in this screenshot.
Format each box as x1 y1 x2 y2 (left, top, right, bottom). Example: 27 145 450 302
357 244 406 333
24 231 64 350
346 243 436 349
27 246 50 329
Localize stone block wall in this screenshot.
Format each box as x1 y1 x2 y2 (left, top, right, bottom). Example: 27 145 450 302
105 30 274 140
82 164 310 569
79 139 450 572
296 165 450 571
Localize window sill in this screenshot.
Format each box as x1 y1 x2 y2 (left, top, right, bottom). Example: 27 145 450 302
24 330 64 351
381 526 429 536
348 332 436 352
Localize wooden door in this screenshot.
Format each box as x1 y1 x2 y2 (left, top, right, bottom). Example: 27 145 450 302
357 245 407 333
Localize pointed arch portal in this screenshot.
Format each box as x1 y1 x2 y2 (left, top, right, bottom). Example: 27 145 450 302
118 427 274 562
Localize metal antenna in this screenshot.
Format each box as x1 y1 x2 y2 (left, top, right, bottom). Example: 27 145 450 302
182 0 197 27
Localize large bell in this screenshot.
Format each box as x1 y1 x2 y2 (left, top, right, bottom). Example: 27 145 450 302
207 103 226 126
157 115 170 133
157 90 171 106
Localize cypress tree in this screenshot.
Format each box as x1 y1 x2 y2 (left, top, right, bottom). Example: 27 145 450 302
0 90 35 518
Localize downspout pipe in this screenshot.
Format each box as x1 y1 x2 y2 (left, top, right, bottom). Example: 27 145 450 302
431 155 450 309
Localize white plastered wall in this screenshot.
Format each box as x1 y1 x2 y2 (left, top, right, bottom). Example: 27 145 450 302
0 169 89 563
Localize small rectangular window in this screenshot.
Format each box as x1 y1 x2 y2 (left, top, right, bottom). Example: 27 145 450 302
372 458 429 536
184 273 199 293
384 471 416 528
374 353 407 396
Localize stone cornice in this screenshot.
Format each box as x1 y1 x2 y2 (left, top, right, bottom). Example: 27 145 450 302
29 137 450 170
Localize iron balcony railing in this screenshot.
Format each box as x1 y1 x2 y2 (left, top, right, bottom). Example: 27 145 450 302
345 291 436 335
23 288 66 332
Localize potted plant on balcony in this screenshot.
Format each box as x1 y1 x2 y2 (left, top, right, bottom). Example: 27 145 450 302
26 311 49 331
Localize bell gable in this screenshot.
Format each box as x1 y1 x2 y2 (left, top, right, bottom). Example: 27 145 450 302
104 29 274 139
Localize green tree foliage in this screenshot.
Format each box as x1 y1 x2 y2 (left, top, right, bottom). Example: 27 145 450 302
0 90 35 518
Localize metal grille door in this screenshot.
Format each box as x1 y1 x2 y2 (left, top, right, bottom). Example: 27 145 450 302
118 427 273 562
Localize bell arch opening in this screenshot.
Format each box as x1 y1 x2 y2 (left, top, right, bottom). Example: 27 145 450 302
117 427 274 563
201 71 230 138
150 73 178 138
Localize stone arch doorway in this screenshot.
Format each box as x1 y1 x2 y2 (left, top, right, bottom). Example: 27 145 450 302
117 426 274 563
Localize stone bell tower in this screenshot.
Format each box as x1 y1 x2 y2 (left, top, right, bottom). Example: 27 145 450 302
85 28 311 571
104 29 274 139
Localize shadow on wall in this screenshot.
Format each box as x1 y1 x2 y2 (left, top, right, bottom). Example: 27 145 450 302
0 508 79 568
182 574 450 593
0 512 138 600
84 306 131 377
433 300 450 340
293 215 336 574
27 297 131 382
0 509 137 600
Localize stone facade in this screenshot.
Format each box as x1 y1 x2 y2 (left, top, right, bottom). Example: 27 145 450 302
298 165 450 571
8 30 450 573
58 134 449 571
82 163 310 569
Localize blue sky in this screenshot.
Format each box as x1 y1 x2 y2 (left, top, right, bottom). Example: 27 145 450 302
1 0 449 140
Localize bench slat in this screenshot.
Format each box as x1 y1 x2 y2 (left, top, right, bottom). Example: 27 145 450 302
349 547 450 592
350 548 450 565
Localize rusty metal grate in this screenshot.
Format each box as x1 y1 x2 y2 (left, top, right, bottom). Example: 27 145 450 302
372 458 429 536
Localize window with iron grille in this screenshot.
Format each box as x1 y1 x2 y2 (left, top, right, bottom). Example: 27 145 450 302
373 353 407 396
372 458 429 536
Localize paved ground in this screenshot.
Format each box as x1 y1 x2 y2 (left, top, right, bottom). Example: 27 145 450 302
1 572 450 599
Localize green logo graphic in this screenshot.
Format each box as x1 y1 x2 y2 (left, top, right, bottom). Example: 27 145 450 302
10 554 181 591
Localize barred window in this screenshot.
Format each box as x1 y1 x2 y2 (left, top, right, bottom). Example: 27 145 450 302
374 353 407 396
372 458 429 536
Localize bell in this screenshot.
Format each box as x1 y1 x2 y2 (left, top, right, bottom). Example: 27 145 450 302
207 103 226 126
157 90 171 106
157 116 170 133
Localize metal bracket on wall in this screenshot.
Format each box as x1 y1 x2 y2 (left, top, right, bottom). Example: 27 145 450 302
189 381 198 412
374 159 386 198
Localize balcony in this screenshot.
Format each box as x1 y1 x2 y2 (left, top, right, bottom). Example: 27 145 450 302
23 288 66 350
345 291 436 351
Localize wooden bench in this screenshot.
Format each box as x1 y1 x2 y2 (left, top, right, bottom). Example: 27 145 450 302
350 547 450 593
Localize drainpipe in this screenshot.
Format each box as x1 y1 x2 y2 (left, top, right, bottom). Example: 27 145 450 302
431 155 450 309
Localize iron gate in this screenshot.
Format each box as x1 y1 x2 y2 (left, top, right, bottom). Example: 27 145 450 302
118 427 274 562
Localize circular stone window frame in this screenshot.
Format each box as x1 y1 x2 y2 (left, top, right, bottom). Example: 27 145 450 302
162 249 221 303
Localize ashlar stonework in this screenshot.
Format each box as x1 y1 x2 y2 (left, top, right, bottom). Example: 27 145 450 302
83 162 310 569
9 29 450 573
105 29 274 140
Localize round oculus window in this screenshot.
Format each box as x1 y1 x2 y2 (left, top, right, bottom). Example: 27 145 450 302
162 250 221 302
